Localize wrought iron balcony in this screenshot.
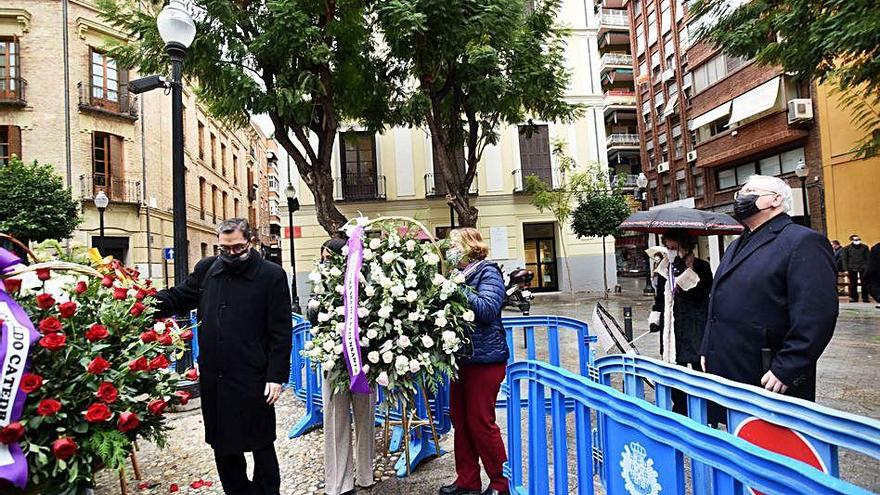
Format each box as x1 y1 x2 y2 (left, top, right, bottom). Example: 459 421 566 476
77 82 138 121
80 174 143 204
0 77 26 106
425 172 478 197
334 174 387 201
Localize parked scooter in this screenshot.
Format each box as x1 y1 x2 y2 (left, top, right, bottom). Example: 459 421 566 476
503 268 534 314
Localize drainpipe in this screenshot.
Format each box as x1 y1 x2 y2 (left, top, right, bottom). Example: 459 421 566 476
138 0 154 279
62 0 72 188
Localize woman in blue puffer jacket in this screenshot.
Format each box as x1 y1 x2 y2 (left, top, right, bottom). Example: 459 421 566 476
439 228 510 495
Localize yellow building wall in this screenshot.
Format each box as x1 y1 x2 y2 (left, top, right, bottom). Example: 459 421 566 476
816 84 880 246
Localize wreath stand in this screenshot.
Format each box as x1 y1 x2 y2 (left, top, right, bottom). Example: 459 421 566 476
1 235 144 494
381 378 446 477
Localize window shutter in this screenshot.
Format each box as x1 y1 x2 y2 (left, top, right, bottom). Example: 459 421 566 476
110 135 124 180
118 67 130 113
518 125 552 185
8 125 21 160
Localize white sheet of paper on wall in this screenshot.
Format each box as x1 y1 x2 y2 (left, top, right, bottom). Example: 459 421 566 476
490 226 508 259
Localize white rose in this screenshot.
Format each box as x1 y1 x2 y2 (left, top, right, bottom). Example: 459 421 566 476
334 305 345 316
364 285 376 297
382 251 398 265
380 277 394 289
304 341 315 350
308 271 322 283
377 372 389 387
421 335 435 348
391 284 405 297
424 253 440 265
403 259 417 270
442 330 457 344
454 273 466 284
317 312 331 323
357 307 370 318
380 340 394 353
462 310 475 322
408 311 420 322
404 276 417 288
378 306 392 319
335 322 345 333
362 364 370 374
366 328 378 339
313 284 325 295
370 238 382 250
432 273 446 286
322 341 334 352
363 249 374 260
397 335 412 349
334 344 343 355
307 299 321 310
409 360 421 373
406 240 417 252
341 245 350 256
360 337 370 347
153 321 166 333
388 234 400 247
405 290 418 303
382 351 394 364
435 315 448 328
329 266 342 278
368 351 380 363
335 285 344 294
321 360 335 373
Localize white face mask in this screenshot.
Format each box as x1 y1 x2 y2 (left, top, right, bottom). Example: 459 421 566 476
853 240 862 245
667 248 679 260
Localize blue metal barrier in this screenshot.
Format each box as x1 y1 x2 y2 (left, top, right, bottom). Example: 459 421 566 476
505 360 873 495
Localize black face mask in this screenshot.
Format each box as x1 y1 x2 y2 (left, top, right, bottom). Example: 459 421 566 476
220 249 250 270
733 194 764 222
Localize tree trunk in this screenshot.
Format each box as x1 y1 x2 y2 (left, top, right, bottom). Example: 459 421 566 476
558 228 574 295
429 127 478 227
602 237 609 300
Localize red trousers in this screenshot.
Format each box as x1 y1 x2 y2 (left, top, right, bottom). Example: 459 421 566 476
450 362 509 491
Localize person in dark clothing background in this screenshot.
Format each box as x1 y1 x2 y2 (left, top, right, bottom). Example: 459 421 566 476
649 230 712 415
155 218 292 495
865 242 880 307
842 234 871 302
831 240 843 271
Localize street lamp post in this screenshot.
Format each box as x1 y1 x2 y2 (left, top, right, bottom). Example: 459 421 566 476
636 173 655 295
94 191 109 255
157 0 196 286
795 159 810 229
286 185 302 314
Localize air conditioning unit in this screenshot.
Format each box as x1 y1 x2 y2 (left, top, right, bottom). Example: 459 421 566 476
686 150 698 163
787 99 813 124
657 161 670 173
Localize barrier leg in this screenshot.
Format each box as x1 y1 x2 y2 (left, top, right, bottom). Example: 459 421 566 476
289 361 323 438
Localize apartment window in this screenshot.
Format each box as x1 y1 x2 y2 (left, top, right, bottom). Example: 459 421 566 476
0 38 20 100
200 242 208 259
660 142 669 163
679 25 691 50
0 125 22 165
210 133 217 168
673 134 683 159
211 185 218 222
222 191 228 219
691 164 705 197
780 148 804 174
234 198 240 217
268 175 279 191
638 61 647 77
518 125 552 185
339 131 378 200
92 132 123 195
649 179 658 206
647 11 658 46
90 50 120 104
199 177 206 220
660 0 672 34
693 53 749 93
636 25 646 55
198 122 205 160
664 38 675 69
221 143 227 176
651 51 662 79
676 170 687 199
232 148 239 185
662 175 672 203
675 0 686 21
654 91 665 109
633 0 642 17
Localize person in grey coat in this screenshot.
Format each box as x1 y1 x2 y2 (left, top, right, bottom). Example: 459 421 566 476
842 234 871 302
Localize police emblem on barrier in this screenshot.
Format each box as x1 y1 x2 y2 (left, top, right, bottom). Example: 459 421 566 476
620 441 662 495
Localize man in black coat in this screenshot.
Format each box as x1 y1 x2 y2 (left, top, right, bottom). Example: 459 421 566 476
865 242 880 305
842 234 871 302
700 176 837 404
156 218 292 495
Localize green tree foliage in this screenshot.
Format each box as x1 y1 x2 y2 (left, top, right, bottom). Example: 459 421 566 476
691 0 880 157
375 0 581 226
99 0 397 234
0 157 80 245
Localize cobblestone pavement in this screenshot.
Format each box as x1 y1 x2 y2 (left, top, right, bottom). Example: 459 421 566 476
96 279 880 494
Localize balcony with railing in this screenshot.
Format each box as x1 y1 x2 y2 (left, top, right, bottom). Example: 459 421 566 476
80 174 142 204
424 172 478 197
600 53 633 72
612 173 641 190
603 90 637 108
334 174 387 201
597 8 630 34
607 133 641 149
0 77 26 107
78 82 138 121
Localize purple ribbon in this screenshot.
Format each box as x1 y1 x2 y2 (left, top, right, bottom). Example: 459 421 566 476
341 227 370 394
0 248 38 489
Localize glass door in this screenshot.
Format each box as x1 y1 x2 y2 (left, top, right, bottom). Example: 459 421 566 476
523 223 559 292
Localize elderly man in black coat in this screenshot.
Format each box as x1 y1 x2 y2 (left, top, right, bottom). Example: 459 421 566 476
700 175 838 403
156 218 292 495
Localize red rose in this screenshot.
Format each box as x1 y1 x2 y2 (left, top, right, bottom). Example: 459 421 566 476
38 317 63 334
0 422 25 444
58 301 78 319
147 399 168 416
129 356 149 372
117 411 141 433
184 368 199 381
35 293 56 310
101 275 114 287
52 437 77 460
174 391 191 406
179 329 194 341
86 356 112 375
74 280 88 294
149 354 171 370
96 382 119 403
157 332 173 346
135 289 148 300
140 330 158 343
169 484 179 492
85 324 110 342
165 320 175 330
39 333 66 352
113 286 129 300
84 402 112 423
36 268 51 281
20 373 43 394
37 399 62 416
130 302 146 317
2 278 21 293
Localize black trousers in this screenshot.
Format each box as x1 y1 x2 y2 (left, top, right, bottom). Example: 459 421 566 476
848 270 869 301
214 444 281 495
671 360 702 416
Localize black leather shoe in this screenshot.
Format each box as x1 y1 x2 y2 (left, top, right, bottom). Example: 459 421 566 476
439 483 480 495
481 489 510 495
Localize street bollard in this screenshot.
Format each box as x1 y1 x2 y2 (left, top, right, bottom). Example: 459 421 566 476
623 306 633 343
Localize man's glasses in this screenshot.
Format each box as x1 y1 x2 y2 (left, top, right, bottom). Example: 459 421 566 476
219 243 249 255
733 189 778 201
